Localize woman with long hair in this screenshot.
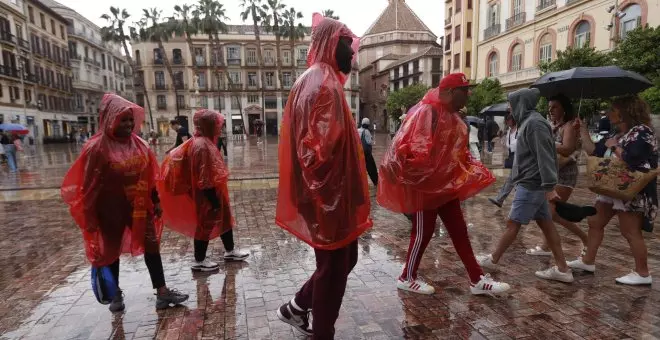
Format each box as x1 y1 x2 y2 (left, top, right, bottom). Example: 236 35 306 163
61 94 189 312
526 95 589 256
568 96 657 285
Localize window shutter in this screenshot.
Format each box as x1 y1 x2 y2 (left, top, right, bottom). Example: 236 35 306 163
636 16 642 27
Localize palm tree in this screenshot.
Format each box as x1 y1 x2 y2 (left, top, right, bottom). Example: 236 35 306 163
240 0 268 130
100 7 154 128
321 9 339 20
141 8 182 118
280 8 305 79
171 5 200 83
195 0 247 135
261 0 286 90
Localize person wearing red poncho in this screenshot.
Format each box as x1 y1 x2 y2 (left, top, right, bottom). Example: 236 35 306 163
61 94 189 312
158 109 248 272
377 73 511 296
274 15 372 339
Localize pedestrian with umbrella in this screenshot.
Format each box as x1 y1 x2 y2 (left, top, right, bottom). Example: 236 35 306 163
0 124 28 173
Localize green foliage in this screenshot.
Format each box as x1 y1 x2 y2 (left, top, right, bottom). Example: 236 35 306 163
386 84 429 121
641 80 660 115
322 9 340 20
466 78 505 117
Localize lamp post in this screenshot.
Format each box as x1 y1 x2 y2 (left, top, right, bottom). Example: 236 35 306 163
17 52 28 125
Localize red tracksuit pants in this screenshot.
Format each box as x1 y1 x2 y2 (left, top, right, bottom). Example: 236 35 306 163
401 199 484 283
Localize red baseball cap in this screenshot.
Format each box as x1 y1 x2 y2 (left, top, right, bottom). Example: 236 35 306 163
438 73 472 90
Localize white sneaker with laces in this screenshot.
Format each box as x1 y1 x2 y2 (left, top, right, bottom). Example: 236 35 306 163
567 258 595 273
224 249 249 261
476 254 498 270
191 259 219 272
526 246 552 256
535 266 574 283
396 278 435 295
470 274 511 296
615 271 652 285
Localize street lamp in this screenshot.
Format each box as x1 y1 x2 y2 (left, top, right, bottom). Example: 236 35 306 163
16 51 28 125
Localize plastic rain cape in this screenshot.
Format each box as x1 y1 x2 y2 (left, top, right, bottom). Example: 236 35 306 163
275 16 372 250
157 109 233 241
61 93 161 267
377 88 495 213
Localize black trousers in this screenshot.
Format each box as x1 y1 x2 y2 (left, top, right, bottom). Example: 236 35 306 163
108 252 165 289
218 138 228 156
364 151 378 186
194 229 235 262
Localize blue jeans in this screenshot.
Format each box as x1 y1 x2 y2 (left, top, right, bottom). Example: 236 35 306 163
3 144 17 172
508 185 552 225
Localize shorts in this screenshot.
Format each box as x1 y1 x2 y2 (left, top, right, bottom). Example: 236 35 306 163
508 185 552 225
596 195 626 211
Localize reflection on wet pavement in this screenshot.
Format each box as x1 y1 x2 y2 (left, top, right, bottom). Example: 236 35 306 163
1 138 659 339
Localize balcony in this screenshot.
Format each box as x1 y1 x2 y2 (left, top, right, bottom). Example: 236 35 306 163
566 0 584 5
0 65 18 78
505 12 526 30
484 24 501 40
227 58 241 65
172 58 185 66
264 58 275 66
229 83 243 90
71 55 81 61
210 58 223 67
153 58 164 65
246 59 257 66
176 103 188 109
153 83 168 91
0 32 16 46
174 82 188 90
84 57 94 64
247 83 258 90
18 38 29 50
444 18 452 27
25 73 37 83
537 0 556 11
296 59 306 67
490 67 540 86
93 61 101 68
195 57 207 66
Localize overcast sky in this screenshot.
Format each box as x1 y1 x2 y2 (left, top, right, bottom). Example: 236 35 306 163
56 0 445 39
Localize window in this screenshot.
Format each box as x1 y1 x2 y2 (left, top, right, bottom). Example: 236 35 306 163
214 73 225 89
487 4 499 27
172 49 183 64
264 49 274 64
101 54 106 69
153 48 163 63
50 20 55 35
488 52 498 76
453 53 460 69
265 72 274 87
466 51 471 67
176 95 186 108
246 48 257 64
467 23 472 38
456 0 462 13
15 24 22 40
265 96 277 109
60 25 64 39
455 25 461 41
214 96 224 110
283 50 290 64
247 72 258 87
28 6 34 23
513 0 523 15
108 56 112 70
200 96 208 108
351 94 357 109
447 59 451 72
539 34 552 64
283 72 292 87
227 46 240 60
620 4 642 39
197 72 207 88
248 95 259 104
574 21 591 48
229 71 241 84
511 44 523 71
468 0 473 9
231 96 240 109
432 74 441 86
136 94 145 107
194 47 205 65
298 48 308 61
154 71 165 86
432 58 441 71
157 95 166 108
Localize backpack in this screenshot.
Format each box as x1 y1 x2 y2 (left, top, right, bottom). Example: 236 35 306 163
91 266 118 305
162 141 192 195
360 129 372 154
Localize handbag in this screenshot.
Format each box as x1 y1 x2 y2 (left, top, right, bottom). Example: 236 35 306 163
586 155 660 201
91 266 118 305
504 152 514 169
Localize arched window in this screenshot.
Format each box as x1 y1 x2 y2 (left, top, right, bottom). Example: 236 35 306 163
172 48 182 64
510 44 522 71
574 21 591 48
539 34 552 64
488 52 499 77
620 4 642 39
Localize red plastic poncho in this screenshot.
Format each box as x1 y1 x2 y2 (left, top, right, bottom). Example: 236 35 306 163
157 109 233 241
377 88 495 213
61 93 161 267
275 16 372 251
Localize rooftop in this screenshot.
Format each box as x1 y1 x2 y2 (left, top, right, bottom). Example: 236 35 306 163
383 46 443 71
363 0 435 37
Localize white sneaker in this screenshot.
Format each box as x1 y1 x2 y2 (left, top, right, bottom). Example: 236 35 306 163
615 271 652 285
396 278 435 295
535 266 574 283
476 254 498 270
526 246 552 256
224 249 249 261
470 274 511 296
567 258 595 273
191 259 219 272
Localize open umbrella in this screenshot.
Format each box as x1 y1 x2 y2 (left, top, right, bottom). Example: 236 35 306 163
530 66 652 99
0 123 29 135
465 116 484 127
479 102 509 116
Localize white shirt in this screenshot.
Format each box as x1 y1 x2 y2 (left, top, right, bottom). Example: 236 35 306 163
505 127 518 153
469 125 479 144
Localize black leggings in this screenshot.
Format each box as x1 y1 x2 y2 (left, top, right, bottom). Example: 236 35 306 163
194 229 235 262
364 151 378 186
108 252 165 289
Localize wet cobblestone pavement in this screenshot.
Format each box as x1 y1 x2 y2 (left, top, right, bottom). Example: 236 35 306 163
1 136 660 340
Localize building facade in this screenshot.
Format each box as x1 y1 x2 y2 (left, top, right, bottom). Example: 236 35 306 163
358 0 440 131
444 0 478 78
132 25 360 138
41 0 132 135
475 0 656 90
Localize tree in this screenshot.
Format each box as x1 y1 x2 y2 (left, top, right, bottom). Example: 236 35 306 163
100 7 154 128
171 4 200 87
240 0 267 125
280 7 305 79
466 78 505 117
322 9 339 20
385 84 429 122
611 26 660 114
261 0 287 90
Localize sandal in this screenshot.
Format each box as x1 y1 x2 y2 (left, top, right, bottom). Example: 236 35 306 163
526 246 552 256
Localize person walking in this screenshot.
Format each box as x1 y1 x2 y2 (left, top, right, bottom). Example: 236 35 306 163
274 17 372 339
158 109 248 272
486 116 500 152
489 114 518 207
61 93 189 312
166 119 191 153
358 117 378 186
1 131 18 173
378 73 510 296
476 88 574 283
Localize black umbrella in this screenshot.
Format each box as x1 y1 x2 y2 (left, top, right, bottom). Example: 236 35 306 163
479 102 509 116
530 66 652 99
465 116 484 127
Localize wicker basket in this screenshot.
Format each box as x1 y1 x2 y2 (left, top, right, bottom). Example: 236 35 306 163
586 156 659 201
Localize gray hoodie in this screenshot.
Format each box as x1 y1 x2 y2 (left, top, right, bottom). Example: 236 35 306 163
509 88 558 191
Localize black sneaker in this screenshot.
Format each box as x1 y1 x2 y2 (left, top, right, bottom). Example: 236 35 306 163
276 301 312 336
156 288 189 310
108 289 125 312
488 198 503 208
